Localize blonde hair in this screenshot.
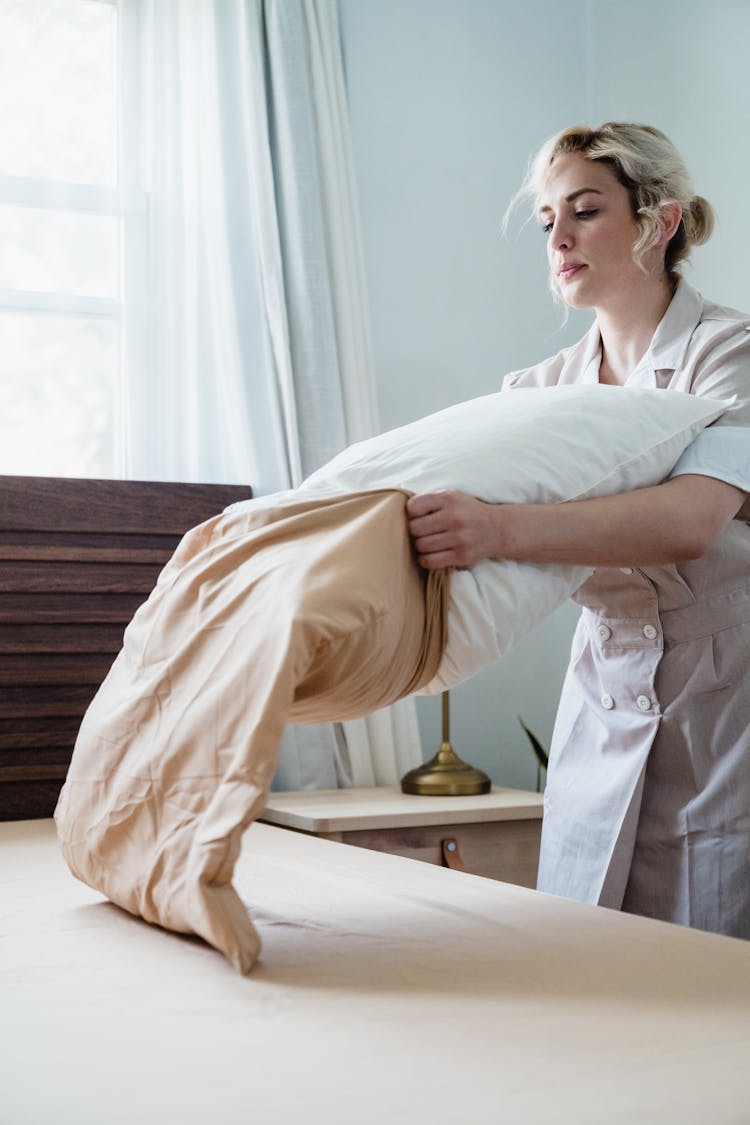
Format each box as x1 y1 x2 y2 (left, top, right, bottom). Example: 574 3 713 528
509 122 715 282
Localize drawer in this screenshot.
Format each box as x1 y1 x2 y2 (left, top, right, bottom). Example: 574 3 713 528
325 817 542 888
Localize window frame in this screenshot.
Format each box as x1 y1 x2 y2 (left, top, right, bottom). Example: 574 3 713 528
0 0 148 478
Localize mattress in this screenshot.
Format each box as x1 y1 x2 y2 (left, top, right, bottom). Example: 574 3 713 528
3 817 749 1125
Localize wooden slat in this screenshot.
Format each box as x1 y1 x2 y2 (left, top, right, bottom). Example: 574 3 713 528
0 623 126 654
0 684 104 718
0 545 173 564
0 476 251 534
0 752 75 770
0 720 83 752
0 764 69 782
0 780 65 820
0 529 183 552
0 561 162 594
0 730 83 771
0 653 116 686
0 593 147 624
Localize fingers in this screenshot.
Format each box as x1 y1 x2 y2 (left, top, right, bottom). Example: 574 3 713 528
405 491 452 519
406 490 503 569
406 491 455 545
406 490 473 569
413 548 457 570
410 531 455 561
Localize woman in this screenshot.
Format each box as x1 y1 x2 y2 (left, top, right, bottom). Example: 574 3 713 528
408 123 750 939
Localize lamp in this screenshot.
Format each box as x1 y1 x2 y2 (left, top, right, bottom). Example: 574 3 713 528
401 690 491 796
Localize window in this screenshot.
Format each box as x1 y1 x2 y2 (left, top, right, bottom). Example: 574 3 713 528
0 0 123 477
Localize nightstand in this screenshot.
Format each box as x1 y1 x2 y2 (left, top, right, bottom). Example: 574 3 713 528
260 785 544 887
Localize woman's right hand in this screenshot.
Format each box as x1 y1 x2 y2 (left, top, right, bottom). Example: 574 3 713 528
406 490 505 569
408 475 747 572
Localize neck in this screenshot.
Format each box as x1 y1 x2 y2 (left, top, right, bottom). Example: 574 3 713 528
596 273 675 385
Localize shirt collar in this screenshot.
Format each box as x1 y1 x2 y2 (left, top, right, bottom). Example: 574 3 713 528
578 318 604 384
582 279 704 385
564 279 705 385
644 278 704 373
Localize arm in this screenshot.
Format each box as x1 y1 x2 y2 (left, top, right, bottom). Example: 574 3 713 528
406 475 747 570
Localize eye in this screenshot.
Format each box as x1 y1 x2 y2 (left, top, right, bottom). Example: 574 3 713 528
541 220 553 234
575 208 598 221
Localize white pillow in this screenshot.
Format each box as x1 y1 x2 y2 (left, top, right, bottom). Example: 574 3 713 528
298 385 727 692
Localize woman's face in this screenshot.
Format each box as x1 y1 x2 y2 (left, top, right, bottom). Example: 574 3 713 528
538 152 650 311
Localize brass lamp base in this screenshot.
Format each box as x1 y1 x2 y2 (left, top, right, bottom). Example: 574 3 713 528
401 692 491 796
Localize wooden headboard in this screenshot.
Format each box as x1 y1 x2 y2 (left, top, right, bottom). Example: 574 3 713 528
0 475 252 821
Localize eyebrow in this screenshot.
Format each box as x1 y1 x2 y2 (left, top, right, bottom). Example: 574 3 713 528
538 187 604 215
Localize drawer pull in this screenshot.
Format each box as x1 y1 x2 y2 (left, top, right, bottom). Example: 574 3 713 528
441 837 466 872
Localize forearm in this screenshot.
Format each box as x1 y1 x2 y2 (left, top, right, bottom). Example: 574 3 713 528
407 476 747 570
496 478 735 567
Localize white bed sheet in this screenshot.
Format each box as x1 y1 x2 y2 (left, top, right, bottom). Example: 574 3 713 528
2 818 749 1125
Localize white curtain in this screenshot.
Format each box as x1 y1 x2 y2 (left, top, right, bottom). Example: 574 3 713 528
119 0 425 789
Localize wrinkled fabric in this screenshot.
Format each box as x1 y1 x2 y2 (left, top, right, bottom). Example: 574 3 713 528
55 490 447 973
507 280 750 937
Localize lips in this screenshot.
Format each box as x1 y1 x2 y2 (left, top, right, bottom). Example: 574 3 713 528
558 263 586 281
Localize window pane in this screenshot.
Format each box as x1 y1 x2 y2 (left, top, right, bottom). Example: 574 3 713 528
0 0 117 186
0 311 117 477
0 204 118 298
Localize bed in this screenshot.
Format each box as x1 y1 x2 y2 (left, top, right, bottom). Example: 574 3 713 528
2 816 749 1124
28 387 729 974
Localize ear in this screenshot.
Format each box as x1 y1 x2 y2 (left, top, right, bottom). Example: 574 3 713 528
657 200 683 246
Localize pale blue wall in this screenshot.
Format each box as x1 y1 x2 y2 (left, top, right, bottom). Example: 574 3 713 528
339 0 593 429
588 0 750 311
339 0 750 789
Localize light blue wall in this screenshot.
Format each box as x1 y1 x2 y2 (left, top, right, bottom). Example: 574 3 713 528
587 0 750 311
338 0 750 789
339 0 593 429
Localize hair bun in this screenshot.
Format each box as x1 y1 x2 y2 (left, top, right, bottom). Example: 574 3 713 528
686 195 716 245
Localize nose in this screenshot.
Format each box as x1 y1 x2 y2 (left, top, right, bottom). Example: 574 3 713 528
548 214 573 253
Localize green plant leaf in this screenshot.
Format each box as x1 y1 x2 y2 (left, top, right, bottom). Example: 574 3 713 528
518 717 548 771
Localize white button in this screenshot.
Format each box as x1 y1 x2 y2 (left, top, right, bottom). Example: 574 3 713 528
620 567 634 574
601 693 615 710
597 624 612 641
643 624 658 639
637 695 652 711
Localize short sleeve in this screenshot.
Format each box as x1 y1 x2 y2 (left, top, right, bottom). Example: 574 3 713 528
669 424 750 493
668 318 750 512
684 321 750 428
